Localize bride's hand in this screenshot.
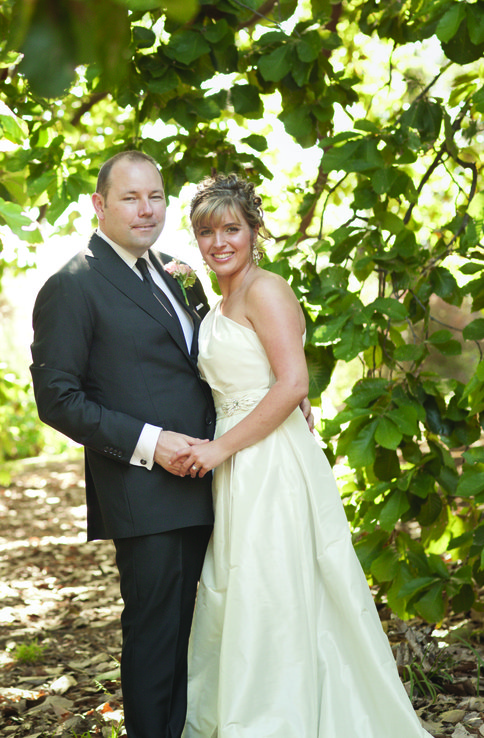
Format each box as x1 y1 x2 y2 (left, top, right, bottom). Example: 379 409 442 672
170 441 228 478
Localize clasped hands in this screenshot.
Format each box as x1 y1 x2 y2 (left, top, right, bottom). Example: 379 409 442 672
155 430 222 478
155 398 315 479
154 430 210 476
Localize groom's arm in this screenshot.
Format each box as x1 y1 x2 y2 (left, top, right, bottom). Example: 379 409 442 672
31 269 202 466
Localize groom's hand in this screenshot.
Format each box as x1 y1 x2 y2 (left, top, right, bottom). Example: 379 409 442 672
154 430 209 474
300 396 315 433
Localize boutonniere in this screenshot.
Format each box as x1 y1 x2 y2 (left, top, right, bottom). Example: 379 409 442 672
164 260 197 305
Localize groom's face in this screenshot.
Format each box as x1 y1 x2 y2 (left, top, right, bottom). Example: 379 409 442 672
92 158 166 257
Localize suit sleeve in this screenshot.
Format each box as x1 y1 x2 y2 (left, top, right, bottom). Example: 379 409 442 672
30 271 143 463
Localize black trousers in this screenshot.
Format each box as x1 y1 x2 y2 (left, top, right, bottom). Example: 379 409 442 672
114 526 212 738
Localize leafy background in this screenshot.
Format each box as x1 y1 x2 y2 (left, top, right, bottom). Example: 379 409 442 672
1 0 484 624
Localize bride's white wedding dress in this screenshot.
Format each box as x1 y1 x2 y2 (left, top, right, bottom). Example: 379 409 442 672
184 303 432 738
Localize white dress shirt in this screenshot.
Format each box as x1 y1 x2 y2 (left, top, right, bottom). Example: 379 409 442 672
96 229 194 470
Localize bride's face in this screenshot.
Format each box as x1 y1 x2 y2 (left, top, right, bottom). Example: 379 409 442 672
195 207 258 277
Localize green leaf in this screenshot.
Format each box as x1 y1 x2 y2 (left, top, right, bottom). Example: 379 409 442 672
430 266 460 302
372 167 399 195
203 19 230 44
375 417 403 450
378 211 405 234
379 489 410 531
371 548 400 582
354 119 380 134
456 472 484 498
417 493 443 527
398 576 436 599
0 198 41 242
258 45 292 81
321 139 362 173
231 85 262 116
147 69 179 95
438 465 459 495
312 314 351 344
374 447 401 481
0 104 28 144
463 447 484 465
305 344 336 397
290 55 312 87
124 0 167 9
241 134 268 152
387 406 419 436
346 378 389 408
442 19 484 64
393 344 426 363
353 183 378 210
296 31 322 62
401 100 443 143
461 261 484 275
463 318 484 341
371 297 408 321
436 4 466 43
386 563 415 619
473 85 484 114
132 26 156 49
451 583 475 614
393 227 418 256
138 0 198 21
448 532 473 550
165 30 210 65
414 581 446 623
467 4 484 45
347 420 377 468
278 107 313 143
428 329 454 345
412 473 435 500
19 16 77 97
435 340 462 357
354 529 388 573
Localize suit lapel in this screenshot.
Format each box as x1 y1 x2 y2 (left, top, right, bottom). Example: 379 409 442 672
150 251 204 359
86 234 192 360
152 252 202 319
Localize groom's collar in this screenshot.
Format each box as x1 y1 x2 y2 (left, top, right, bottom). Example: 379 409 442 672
95 228 144 270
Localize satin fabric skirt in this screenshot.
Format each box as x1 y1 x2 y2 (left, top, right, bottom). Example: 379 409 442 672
183 405 432 738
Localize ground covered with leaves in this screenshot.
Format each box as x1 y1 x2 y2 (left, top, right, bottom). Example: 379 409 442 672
1 453 484 738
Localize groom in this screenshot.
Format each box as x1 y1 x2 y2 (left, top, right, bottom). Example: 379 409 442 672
30 151 216 738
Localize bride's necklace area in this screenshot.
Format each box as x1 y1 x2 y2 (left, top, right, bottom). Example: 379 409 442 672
220 263 258 310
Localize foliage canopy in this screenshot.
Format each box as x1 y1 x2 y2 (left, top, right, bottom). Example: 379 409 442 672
1 0 484 624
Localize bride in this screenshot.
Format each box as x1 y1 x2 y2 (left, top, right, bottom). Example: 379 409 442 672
173 173 433 738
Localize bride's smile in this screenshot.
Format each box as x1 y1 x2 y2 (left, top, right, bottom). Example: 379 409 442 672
195 208 258 281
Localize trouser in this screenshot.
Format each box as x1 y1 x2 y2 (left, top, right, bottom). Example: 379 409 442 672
114 526 212 738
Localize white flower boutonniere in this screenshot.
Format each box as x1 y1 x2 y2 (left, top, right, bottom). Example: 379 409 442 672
164 260 197 305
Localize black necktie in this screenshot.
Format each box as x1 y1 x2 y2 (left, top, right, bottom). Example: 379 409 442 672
136 257 182 329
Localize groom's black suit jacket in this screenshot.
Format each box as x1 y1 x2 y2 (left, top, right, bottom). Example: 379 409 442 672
30 233 215 541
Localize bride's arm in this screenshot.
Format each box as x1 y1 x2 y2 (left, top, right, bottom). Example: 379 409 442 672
171 274 309 477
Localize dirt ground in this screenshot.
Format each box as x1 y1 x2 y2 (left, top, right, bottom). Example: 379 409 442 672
1 452 484 737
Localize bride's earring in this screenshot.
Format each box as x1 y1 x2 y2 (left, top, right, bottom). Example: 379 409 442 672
252 238 263 265
202 258 214 274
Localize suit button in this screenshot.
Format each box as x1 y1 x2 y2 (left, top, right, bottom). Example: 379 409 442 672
206 418 213 425
140 458 147 466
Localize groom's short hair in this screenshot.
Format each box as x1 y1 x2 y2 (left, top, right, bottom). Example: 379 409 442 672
96 150 164 202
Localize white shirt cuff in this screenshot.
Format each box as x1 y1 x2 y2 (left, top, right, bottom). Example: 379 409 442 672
130 423 162 470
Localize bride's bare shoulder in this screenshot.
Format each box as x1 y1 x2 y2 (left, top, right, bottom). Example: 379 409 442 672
247 267 298 303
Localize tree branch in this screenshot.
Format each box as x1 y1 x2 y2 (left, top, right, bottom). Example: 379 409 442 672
236 0 279 30
70 92 108 127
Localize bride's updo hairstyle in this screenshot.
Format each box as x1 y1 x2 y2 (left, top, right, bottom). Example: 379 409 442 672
190 173 271 263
